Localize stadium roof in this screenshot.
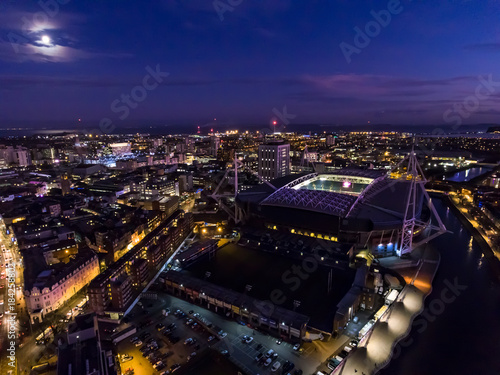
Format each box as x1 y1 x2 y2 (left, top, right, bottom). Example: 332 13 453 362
261 188 357 217
259 169 388 217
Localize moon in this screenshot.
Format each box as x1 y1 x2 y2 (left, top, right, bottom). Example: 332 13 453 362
41 35 50 44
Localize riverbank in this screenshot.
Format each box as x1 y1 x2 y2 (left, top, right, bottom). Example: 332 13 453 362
380 198 500 375
332 245 440 375
439 194 500 280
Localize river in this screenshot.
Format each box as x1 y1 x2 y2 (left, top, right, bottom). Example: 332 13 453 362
446 167 492 182
380 199 500 375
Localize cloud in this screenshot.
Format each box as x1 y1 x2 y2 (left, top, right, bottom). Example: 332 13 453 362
0 40 132 63
0 9 128 63
294 74 476 100
0 75 219 90
0 10 85 33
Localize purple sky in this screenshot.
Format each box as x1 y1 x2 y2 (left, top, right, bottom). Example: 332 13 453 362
0 0 499 130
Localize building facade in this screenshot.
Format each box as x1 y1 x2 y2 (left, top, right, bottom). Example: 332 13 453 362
25 250 100 314
258 141 290 181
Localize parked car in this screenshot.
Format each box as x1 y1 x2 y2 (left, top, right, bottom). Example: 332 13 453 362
242 335 253 344
218 330 227 338
271 361 281 372
169 363 181 372
153 361 164 369
156 363 166 371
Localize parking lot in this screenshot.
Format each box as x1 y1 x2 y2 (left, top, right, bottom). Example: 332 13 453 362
115 290 354 375
116 300 220 374
164 294 334 374
213 332 308 375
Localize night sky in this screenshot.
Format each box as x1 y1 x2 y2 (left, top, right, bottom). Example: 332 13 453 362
0 0 499 129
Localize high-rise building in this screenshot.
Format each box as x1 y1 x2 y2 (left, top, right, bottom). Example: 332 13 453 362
0 146 32 166
258 141 290 181
326 134 335 146
210 136 220 157
110 276 133 310
61 175 72 195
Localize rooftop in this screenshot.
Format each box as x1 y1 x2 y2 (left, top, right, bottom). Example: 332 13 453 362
184 242 355 332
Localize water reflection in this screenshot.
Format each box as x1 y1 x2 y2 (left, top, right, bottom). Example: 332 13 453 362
446 167 492 182
381 198 500 375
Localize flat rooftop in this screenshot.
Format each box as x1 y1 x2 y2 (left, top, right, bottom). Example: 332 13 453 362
184 243 355 332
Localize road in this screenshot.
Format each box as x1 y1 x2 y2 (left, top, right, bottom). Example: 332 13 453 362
0 217 90 374
0 217 24 375
451 195 500 260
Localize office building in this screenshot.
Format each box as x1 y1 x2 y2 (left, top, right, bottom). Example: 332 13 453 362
258 141 290 181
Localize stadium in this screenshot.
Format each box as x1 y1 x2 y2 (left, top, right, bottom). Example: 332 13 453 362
236 168 431 255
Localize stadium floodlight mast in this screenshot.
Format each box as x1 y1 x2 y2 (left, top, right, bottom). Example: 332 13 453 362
395 146 448 256
210 157 277 224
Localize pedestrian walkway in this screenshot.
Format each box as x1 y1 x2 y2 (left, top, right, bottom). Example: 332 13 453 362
332 245 440 375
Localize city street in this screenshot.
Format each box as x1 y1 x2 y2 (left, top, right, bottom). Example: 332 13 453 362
449 193 500 261
0 217 24 375
0 216 91 374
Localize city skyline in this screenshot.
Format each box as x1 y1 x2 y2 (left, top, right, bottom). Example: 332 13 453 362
1 1 500 127
0 2 500 375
